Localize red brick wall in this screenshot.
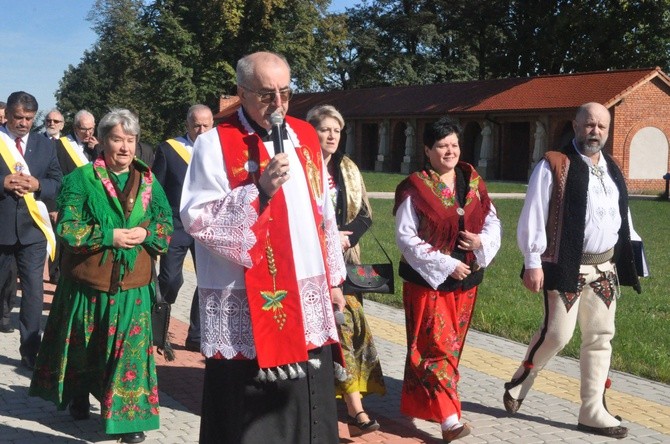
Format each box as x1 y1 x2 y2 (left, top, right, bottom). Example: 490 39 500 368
610 77 670 193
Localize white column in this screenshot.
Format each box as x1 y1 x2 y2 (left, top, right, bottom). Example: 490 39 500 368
375 120 389 171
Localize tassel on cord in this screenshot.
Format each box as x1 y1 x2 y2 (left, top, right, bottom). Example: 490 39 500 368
156 335 175 362
256 369 268 383
266 368 277 382
296 364 306 378
276 366 288 380
308 358 321 369
333 362 348 382
161 339 176 361
287 364 298 379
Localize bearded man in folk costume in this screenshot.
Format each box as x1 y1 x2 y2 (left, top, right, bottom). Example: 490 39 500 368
180 51 347 444
503 103 642 440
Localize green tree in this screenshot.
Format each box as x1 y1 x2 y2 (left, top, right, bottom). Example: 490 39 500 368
57 0 341 143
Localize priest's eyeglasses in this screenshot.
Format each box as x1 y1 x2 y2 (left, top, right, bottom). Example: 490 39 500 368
241 85 293 104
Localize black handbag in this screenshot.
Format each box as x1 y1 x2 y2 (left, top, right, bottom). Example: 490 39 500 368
343 231 395 295
151 285 175 361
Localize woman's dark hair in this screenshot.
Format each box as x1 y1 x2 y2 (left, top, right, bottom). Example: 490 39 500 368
423 116 462 148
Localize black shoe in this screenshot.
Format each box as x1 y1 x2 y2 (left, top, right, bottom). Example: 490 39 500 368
21 355 36 370
577 423 628 439
347 411 380 437
119 432 145 443
184 339 200 352
68 396 90 420
0 324 14 334
503 389 523 415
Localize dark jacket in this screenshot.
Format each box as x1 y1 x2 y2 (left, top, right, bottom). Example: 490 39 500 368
152 136 190 238
0 132 62 245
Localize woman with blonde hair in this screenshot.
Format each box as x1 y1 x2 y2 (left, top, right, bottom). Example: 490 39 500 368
307 104 386 437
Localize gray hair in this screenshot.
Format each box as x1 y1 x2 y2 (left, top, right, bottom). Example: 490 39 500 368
47 108 63 117
186 104 212 123
74 109 95 126
236 52 291 86
0 101 6 110
306 104 344 129
97 108 140 141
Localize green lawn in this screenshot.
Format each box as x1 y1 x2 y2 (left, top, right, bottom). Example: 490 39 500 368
362 171 528 193
359 196 670 384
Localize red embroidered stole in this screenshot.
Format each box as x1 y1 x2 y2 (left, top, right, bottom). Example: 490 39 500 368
217 113 331 368
394 163 491 262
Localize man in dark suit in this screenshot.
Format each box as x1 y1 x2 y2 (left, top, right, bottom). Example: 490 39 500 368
45 109 101 284
152 104 213 351
54 109 99 176
0 91 62 369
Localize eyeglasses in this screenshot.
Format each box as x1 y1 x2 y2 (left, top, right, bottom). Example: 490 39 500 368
76 126 95 133
241 85 293 104
45 119 63 124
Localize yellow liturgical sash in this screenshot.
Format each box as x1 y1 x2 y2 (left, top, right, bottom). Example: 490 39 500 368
59 136 87 167
166 139 191 164
0 135 56 261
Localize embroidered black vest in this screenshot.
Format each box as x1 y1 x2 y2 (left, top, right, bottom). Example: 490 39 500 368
541 145 641 294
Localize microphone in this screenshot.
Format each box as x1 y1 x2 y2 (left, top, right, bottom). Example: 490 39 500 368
270 111 285 154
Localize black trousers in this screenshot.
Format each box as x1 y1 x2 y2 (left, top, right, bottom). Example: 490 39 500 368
157 230 199 342
0 257 17 328
0 240 47 358
200 345 339 444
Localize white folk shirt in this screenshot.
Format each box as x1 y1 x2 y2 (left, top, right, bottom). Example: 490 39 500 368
180 111 345 359
518 143 622 270
395 196 502 290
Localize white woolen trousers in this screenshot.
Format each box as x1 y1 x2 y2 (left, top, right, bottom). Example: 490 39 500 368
506 261 620 428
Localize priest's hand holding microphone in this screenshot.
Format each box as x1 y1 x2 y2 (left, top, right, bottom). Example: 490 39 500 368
258 111 290 199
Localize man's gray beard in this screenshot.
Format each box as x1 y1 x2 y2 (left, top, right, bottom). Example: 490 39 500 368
46 128 59 137
579 143 602 156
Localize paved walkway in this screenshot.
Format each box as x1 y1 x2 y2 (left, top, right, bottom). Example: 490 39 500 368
1 256 669 443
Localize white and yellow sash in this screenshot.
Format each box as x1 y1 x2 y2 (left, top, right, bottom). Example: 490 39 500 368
0 133 56 260
166 138 191 164
59 136 88 167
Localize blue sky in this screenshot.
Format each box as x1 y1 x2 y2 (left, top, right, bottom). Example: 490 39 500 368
0 0 357 120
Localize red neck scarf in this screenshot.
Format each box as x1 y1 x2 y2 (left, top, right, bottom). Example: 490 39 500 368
394 162 491 262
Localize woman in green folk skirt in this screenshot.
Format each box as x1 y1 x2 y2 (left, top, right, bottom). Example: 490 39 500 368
30 108 172 444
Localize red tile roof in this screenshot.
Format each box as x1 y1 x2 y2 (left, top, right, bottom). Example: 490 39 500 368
287 67 670 119
214 95 241 120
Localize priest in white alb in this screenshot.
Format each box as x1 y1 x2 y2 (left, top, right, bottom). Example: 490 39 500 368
180 51 347 444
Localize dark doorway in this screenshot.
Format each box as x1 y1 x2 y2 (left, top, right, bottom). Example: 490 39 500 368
391 122 406 172
360 123 379 170
462 122 481 166
501 122 531 181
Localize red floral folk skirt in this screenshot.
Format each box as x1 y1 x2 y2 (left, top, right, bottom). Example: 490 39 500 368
400 281 478 423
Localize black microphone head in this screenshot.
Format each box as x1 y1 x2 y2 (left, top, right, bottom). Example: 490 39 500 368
270 111 283 127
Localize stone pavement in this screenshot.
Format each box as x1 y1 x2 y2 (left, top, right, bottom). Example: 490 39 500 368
1 255 669 443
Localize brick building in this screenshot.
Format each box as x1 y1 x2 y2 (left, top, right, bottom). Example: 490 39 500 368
216 67 670 193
